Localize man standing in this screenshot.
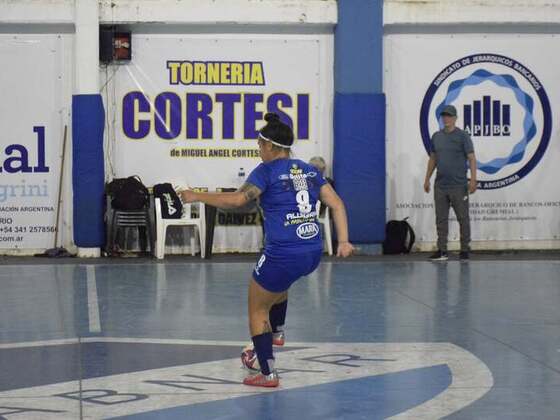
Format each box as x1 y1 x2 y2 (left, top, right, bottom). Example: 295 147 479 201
424 105 477 261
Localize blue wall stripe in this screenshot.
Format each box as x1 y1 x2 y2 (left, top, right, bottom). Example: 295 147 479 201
333 93 386 243
335 0 383 94
72 94 105 247
334 0 385 244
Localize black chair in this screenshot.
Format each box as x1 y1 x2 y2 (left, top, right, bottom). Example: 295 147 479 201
106 195 155 256
204 187 264 258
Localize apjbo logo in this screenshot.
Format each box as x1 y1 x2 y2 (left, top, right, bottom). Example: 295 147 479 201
420 54 552 189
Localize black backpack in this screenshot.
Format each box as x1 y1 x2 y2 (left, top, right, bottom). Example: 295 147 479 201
382 218 415 254
153 183 183 219
106 176 149 211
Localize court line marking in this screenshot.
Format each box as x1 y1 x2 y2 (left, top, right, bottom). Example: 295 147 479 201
0 336 530 355
0 338 269 349
0 341 495 420
0 338 80 349
0 259 559 270
86 265 101 333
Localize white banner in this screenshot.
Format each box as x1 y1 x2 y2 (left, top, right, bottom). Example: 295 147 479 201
385 34 560 246
107 35 332 188
0 35 67 250
104 34 333 252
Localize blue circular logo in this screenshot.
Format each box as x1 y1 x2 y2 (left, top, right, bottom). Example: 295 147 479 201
420 54 552 189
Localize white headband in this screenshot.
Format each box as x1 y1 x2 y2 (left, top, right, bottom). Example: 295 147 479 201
258 132 292 149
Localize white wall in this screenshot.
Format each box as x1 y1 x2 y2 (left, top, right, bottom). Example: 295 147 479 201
385 0 560 25
0 0 336 26
99 0 337 26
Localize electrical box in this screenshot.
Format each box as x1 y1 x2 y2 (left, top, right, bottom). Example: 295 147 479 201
99 26 131 64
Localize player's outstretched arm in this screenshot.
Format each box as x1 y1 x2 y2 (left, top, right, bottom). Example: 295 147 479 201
179 183 262 209
319 184 354 257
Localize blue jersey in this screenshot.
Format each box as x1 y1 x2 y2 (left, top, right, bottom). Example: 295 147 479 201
247 158 327 255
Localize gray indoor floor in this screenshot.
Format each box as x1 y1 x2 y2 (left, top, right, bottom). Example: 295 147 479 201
0 254 559 419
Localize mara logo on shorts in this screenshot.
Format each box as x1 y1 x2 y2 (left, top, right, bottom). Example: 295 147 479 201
296 222 319 239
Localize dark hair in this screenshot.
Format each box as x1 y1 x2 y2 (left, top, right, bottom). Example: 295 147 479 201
259 113 294 149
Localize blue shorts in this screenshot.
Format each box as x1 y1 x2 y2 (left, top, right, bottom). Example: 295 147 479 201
253 249 322 293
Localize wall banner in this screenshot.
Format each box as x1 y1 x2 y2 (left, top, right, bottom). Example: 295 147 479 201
385 35 559 244
0 35 66 250
109 36 330 190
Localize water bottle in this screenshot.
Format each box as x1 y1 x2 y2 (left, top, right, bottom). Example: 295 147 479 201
237 167 246 186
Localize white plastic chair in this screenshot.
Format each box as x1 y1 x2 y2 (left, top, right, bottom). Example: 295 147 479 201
316 200 333 256
155 198 206 259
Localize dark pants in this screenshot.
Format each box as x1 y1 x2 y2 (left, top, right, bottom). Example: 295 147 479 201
434 184 471 252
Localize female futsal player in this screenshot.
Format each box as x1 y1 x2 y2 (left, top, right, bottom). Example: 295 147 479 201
179 113 354 387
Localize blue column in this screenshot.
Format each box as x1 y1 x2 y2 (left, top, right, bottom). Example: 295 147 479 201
334 0 385 245
72 95 105 247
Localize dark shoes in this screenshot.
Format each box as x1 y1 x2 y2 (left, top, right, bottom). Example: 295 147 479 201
430 250 449 261
429 250 470 261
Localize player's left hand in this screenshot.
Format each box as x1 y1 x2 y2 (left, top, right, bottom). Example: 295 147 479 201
468 180 477 194
179 189 197 203
337 242 354 258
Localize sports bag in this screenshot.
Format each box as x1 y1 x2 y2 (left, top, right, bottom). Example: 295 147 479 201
382 218 415 254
